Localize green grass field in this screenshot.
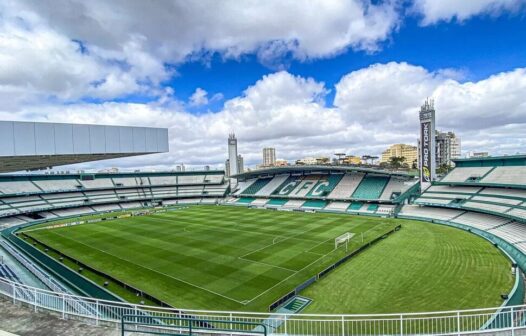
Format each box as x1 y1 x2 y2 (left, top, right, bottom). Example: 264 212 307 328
24 205 513 313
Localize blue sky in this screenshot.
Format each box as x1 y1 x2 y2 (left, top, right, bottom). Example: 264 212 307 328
171 13 526 112
1 0 526 170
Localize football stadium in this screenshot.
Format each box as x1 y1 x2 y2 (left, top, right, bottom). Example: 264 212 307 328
1 3 526 335
0 117 525 336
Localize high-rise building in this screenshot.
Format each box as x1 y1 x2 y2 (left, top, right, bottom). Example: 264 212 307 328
380 144 418 167
418 131 462 168
227 133 239 178
436 131 461 167
225 155 244 177
237 154 244 174
262 147 276 167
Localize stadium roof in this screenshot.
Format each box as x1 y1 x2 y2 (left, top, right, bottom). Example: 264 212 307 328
233 165 413 179
0 121 169 173
453 154 526 167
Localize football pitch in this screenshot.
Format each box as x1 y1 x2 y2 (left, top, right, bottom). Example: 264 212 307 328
24 205 514 313
24 205 397 311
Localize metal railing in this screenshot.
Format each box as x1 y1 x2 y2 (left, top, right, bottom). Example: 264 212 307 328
1 276 526 335
121 315 268 335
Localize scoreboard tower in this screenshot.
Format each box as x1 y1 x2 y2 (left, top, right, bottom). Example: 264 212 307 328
419 99 436 192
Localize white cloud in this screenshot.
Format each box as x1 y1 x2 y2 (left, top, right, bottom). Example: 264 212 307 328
2 63 526 171
189 88 209 106
0 0 400 102
413 0 525 25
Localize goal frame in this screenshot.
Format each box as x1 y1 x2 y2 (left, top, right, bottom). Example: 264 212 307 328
335 232 354 251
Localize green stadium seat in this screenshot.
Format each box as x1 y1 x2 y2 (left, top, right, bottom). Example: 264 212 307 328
302 200 327 209
352 175 390 200
240 178 273 195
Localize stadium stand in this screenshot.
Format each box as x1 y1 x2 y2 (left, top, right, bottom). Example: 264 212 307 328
480 166 526 186
255 175 290 196
327 172 364 199
240 177 273 195
231 167 417 216
399 205 464 221
352 175 390 200
440 167 494 183
380 177 409 200
282 200 305 210
324 201 351 212
0 171 227 225
306 174 343 197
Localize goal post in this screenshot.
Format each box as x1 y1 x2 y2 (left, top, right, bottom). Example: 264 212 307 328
335 232 355 251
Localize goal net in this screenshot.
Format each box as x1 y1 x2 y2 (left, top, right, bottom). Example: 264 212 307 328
335 232 354 250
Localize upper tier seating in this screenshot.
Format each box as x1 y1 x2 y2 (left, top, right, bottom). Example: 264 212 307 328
328 173 365 199
33 179 82 192
78 178 114 189
306 174 344 197
380 177 413 200
272 176 301 196
240 178 273 195
234 179 256 195
205 175 224 184
440 167 493 183
149 176 178 186
0 181 41 195
178 175 206 184
352 175 390 200
481 167 526 186
289 175 324 197
112 177 140 187
255 175 290 196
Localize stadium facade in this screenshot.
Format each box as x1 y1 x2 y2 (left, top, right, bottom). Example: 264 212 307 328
1 122 526 335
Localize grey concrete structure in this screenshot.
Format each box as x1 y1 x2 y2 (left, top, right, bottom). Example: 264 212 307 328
0 121 169 173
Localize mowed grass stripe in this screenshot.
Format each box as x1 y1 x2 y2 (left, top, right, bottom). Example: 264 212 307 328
27 206 401 311
45 218 295 300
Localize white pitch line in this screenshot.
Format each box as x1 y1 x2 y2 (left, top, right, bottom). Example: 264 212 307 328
237 257 298 273
243 247 338 305
148 215 320 244
47 230 247 305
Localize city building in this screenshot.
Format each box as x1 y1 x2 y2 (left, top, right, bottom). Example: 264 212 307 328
380 144 418 167
225 154 244 177
263 148 276 167
436 131 461 167
343 155 362 165
417 130 462 169
227 133 239 178
295 156 330 165
466 151 489 158
275 159 289 166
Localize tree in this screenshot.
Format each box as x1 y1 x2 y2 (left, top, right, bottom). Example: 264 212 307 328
388 156 406 169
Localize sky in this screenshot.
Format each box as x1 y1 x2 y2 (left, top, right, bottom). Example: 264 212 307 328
1 0 526 171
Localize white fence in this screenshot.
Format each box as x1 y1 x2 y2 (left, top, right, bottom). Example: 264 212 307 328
1 276 526 335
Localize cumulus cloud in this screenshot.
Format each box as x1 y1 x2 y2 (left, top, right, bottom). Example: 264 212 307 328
2 63 526 171
189 88 209 107
413 0 526 25
0 0 401 103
